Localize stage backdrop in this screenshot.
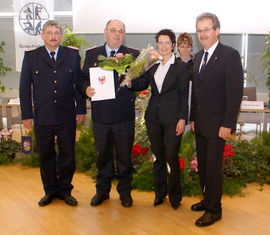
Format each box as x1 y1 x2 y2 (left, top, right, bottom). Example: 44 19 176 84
73 0 270 34
13 0 54 71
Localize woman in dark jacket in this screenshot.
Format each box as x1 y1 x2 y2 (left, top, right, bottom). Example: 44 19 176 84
131 29 189 210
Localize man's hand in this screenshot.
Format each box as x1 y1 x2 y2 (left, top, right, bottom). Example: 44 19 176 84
86 86 95 98
76 114 85 124
219 126 231 140
176 119 186 136
190 121 195 132
22 119 34 130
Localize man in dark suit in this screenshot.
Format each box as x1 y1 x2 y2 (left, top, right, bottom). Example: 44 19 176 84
78 19 139 207
19 20 86 207
189 13 243 226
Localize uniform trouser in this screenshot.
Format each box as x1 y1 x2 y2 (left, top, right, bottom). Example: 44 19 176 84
195 131 225 213
34 122 76 196
146 120 182 204
93 120 134 195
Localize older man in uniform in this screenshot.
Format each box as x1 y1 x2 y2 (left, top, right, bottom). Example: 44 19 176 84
19 20 86 207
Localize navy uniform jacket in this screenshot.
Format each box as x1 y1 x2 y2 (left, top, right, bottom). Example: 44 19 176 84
78 44 139 123
189 43 243 137
19 46 86 125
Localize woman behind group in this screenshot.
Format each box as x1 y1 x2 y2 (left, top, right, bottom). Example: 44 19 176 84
131 29 189 209
177 32 193 81
177 33 194 123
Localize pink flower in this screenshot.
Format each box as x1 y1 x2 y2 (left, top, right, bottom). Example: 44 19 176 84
190 156 198 172
150 154 154 162
115 53 124 58
151 50 159 60
179 157 185 171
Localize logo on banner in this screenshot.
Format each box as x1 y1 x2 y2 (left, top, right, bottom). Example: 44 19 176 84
19 3 49 36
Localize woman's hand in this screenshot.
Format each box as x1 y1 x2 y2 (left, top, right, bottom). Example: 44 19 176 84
176 119 186 136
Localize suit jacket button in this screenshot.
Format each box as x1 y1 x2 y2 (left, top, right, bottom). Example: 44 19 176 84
54 100 57 103
53 70 56 73
54 90 57 94
54 80 57 83
35 70 38 74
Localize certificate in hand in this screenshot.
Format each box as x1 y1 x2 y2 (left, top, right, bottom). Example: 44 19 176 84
89 67 115 101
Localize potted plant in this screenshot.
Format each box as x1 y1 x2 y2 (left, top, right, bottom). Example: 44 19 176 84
0 139 21 159
61 26 86 50
261 32 270 107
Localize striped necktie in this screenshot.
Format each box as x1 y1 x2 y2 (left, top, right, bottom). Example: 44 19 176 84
200 51 208 74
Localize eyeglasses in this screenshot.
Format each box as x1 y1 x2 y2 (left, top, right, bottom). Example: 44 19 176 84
107 28 125 35
178 45 191 49
196 27 214 34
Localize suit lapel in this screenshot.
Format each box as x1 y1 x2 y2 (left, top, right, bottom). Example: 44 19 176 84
149 63 159 93
198 43 222 85
54 46 64 67
160 62 177 94
40 46 53 67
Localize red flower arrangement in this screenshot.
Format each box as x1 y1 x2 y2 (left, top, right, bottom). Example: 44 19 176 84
132 144 149 163
139 90 147 95
223 144 235 170
179 157 185 171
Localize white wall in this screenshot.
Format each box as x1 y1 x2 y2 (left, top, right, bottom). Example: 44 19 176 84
73 0 270 34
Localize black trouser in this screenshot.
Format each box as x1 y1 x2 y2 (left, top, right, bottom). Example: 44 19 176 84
93 120 134 195
146 120 182 204
195 131 225 213
34 122 76 196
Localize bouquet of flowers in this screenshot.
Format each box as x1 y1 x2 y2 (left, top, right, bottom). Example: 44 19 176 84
98 45 160 89
98 52 135 75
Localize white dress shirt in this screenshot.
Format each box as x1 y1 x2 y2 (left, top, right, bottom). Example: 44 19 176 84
45 46 59 61
154 53 175 93
199 40 219 71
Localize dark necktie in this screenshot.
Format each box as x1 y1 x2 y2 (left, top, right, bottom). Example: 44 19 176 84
200 51 208 74
50 51 56 64
110 50 116 57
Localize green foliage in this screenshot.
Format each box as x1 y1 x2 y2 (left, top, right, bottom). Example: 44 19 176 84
0 139 21 157
61 26 86 49
18 152 40 167
179 130 196 162
98 53 135 74
132 161 155 191
261 32 270 104
223 177 245 196
228 136 270 185
181 169 202 196
0 41 11 93
75 120 97 172
0 152 14 164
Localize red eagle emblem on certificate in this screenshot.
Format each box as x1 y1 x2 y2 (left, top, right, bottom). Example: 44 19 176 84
98 76 106 84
